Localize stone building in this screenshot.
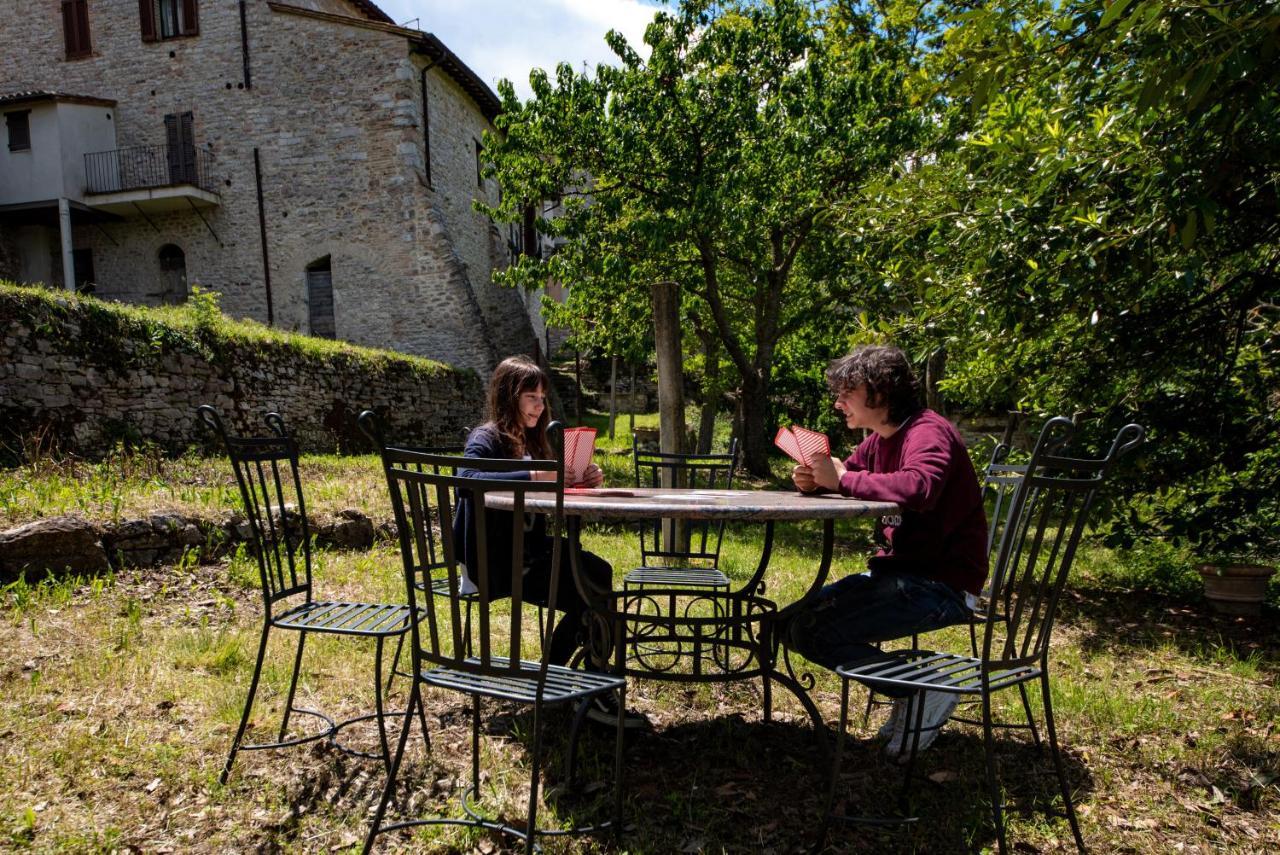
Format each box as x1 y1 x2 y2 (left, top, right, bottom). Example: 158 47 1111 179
0 0 548 374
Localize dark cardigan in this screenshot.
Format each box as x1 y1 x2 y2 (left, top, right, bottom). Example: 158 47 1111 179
451 424 551 596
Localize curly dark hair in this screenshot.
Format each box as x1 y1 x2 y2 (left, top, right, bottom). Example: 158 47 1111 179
825 345 922 426
486 355 551 459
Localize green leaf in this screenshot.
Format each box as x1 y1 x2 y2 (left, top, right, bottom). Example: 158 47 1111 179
1098 0 1137 30
1179 210 1197 249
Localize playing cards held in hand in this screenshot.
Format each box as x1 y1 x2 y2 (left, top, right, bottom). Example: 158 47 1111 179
562 427 597 486
773 425 831 466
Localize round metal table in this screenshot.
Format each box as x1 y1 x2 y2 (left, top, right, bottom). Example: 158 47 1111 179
487 487 897 732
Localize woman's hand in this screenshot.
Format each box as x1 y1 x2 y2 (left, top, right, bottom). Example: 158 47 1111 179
579 462 604 488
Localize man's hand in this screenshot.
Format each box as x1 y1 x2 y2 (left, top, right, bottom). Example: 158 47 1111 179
792 456 845 493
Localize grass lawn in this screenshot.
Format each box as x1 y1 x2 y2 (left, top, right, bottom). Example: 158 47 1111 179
1 415 1276 852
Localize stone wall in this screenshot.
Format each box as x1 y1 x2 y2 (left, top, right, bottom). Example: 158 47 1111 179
0 0 539 375
0 284 483 456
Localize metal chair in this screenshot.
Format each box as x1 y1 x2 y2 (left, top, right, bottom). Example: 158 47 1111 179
198 406 425 785
356 411 471 687
624 440 738 594
820 417 1144 854
862 439 1041 739
363 425 627 855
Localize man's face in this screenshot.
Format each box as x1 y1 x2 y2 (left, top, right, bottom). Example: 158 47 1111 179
519 386 547 429
834 384 879 431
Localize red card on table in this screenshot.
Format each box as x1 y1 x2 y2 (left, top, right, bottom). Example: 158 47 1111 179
773 425 830 466
562 427 597 486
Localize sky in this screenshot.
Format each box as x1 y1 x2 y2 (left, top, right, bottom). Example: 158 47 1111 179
375 0 667 101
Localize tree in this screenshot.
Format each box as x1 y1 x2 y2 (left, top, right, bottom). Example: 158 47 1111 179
844 0 1279 533
482 0 921 472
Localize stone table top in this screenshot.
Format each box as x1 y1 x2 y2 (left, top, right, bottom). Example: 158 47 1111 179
485 486 898 522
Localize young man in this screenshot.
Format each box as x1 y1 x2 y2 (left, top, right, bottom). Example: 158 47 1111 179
786 345 988 756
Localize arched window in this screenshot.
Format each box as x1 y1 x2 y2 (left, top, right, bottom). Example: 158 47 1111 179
305 255 335 339
158 243 187 304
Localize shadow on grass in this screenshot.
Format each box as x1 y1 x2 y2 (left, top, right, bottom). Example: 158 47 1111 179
1056 583 1280 671
453 702 1093 854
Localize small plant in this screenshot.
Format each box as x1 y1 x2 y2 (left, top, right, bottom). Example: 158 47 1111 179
187 285 224 332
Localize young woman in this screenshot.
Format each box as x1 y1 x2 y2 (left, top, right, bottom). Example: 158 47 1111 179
452 355 609 668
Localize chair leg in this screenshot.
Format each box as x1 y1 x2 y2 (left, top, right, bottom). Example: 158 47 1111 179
613 683 627 844
1041 672 1086 853
816 677 850 850
1018 682 1043 751
221 623 272 785
525 698 545 855
362 685 420 855
385 633 404 695
982 689 1008 855
897 692 926 815
413 681 431 755
373 638 391 770
471 693 482 799
278 629 308 741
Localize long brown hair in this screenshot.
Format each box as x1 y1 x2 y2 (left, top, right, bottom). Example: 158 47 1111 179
486 355 551 459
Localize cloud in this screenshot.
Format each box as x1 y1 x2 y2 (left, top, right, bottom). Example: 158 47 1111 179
374 0 664 99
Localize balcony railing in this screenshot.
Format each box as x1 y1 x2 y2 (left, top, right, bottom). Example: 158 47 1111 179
84 143 217 196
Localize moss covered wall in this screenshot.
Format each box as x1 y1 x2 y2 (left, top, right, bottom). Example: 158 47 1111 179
0 284 483 456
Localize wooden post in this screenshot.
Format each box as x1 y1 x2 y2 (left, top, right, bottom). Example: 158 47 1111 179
608 354 618 439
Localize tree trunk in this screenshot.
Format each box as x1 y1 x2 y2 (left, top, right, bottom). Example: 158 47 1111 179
697 333 719 453
739 370 771 477
651 279 686 461
629 362 636 435
925 347 946 415
608 354 618 439
574 349 583 425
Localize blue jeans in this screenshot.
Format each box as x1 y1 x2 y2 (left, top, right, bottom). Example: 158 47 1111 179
783 570 971 697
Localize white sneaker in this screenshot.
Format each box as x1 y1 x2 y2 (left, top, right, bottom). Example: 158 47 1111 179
877 698 908 742
884 691 958 761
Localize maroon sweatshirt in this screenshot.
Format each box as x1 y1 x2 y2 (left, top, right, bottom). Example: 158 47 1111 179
837 409 989 595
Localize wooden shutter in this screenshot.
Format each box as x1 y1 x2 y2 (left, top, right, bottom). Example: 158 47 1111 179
62 0 91 58
164 111 197 184
139 0 157 42
307 268 336 339
180 0 199 36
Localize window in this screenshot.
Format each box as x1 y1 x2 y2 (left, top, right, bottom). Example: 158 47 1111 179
62 0 91 59
140 0 199 42
306 256 335 339
158 244 187 304
5 111 30 152
474 139 483 188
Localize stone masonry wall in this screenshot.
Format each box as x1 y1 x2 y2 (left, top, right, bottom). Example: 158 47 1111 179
0 0 538 376
0 285 483 456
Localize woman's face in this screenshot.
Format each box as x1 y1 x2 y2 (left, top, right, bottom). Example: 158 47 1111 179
518 385 547 429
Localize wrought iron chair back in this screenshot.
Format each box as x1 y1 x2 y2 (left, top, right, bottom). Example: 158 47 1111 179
380 443 565 678
198 406 312 615
357 411 465 597
633 440 738 568
981 417 1143 673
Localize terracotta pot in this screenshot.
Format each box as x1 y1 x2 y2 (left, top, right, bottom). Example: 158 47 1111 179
1197 563 1276 616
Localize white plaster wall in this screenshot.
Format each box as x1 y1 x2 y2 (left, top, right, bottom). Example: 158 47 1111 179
57 102 118 199
0 103 62 206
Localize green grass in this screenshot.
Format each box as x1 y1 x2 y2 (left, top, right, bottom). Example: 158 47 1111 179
1 415 1277 852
